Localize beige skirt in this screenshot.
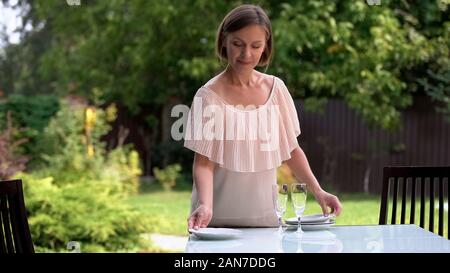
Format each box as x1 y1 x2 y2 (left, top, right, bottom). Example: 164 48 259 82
190 165 279 227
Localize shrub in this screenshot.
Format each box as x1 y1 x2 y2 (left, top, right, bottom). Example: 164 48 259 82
35 100 140 196
16 172 150 252
277 163 297 188
0 111 30 179
35 100 108 184
12 99 151 252
153 164 182 191
0 94 59 167
101 147 142 195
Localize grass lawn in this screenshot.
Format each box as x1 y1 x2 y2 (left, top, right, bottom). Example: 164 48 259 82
126 182 382 236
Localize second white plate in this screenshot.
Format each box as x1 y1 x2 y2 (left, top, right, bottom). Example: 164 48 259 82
286 220 335 231
286 214 335 225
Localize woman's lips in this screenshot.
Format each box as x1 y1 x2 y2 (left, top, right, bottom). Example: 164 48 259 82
237 60 252 65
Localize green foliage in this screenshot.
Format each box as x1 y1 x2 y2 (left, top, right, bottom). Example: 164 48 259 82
101 147 142 195
0 94 59 131
14 0 235 112
0 111 30 179
272 0 446 129
16 172 150 252
0 19 53 97
418 68 450 121
153 164 182 191
417 22 450 121
152 140 194 173
0 94 59 163
35 100 105 182
3 0 447 132
34 100 140 195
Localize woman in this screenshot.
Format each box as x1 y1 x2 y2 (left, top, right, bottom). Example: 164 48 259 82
184 4 342 230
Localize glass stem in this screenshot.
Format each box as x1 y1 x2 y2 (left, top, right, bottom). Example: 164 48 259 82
278 217 283 233
297 216 303 234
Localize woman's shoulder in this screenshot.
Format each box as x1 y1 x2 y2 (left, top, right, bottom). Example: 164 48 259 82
253 71 289 91
253 70 277 83
202 70 228 90
190 77 224 104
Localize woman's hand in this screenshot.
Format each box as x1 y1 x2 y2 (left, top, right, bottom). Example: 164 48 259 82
284 147 342 216
188 204 213 230
313 190 343 216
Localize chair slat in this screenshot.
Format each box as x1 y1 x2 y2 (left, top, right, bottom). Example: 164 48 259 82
409 178 416 224
379 168 390 225
400 177 407 224
438 178 444 236
8 193 24 253
429 177 434 233
391 178 399 224
420 178 425 228
0 195 8 253
0 194 15 253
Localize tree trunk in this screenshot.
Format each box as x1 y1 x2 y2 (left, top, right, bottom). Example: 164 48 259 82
363 163 372 194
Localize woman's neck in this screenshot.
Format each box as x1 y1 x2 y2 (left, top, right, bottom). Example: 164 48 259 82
224 66 256 88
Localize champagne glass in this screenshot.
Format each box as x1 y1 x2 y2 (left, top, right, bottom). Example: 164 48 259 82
291 183 307 236
272 183 288 234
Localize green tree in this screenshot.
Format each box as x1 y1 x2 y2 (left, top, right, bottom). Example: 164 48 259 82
272 0 449 129
1 0 448 173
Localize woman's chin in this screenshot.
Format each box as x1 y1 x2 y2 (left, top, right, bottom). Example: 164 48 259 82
231 63 255 72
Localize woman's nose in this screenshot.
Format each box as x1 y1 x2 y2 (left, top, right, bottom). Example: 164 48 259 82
241 47 251 58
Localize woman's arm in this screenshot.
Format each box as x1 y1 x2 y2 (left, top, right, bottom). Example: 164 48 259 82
285 146 343 216
188 153 215 229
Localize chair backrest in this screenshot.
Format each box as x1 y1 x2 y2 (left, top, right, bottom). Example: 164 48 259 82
379 166 450 239
0 179 34 253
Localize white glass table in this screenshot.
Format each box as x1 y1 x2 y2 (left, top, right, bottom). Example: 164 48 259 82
185 225 450 253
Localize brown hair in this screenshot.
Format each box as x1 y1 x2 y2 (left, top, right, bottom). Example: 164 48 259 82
215 4 273 67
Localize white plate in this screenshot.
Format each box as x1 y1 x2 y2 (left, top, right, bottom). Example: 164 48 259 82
286 220 335 231
301 222 335 231
189 228 242 240
285 214 335 225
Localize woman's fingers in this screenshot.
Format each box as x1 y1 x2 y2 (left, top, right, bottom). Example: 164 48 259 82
318 193 343 217
328 196 342 216
188 211 202 229
194 215 202 229
199 212 212 228
333 199 343 216
188 216 195 229
187 204 213 231
320 202 330 216
204 213 212 227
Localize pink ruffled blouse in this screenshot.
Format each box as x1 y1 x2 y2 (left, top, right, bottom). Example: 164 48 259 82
184 74 301 227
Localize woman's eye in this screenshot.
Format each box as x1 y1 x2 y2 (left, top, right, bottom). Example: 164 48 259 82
252 46 261 49
233 43 242 47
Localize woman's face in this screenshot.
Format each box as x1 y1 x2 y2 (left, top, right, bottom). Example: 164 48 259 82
225 24 267 73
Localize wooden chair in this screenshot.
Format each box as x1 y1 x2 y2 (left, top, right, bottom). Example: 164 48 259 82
379 166 450 239
0 179 34 253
